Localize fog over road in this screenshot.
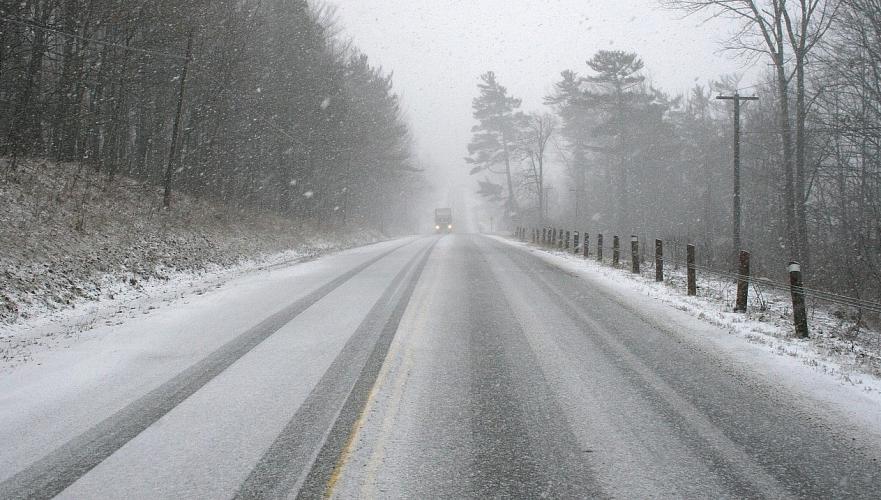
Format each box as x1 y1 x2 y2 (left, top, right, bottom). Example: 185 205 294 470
2 235 880 498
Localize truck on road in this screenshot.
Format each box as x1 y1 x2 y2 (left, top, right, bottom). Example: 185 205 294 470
434 208 453 233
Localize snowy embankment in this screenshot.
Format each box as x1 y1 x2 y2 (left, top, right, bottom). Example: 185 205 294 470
494 235 881 396
0 158 383 368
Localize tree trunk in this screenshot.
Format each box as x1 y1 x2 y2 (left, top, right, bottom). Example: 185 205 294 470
794 21 810 271
7 2 51 162
774 26 799 261
163 28 194 209
501 134 519 220
53 0 80 161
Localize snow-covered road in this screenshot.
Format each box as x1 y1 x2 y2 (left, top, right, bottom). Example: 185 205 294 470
1 234 880 498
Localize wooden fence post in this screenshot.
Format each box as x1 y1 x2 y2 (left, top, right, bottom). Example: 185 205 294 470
583 233 590 258
687 244 696 296
655 239 663 282
597 234 603 262
613 235 619 266
735 250 750 312
631 235 640 273
565 230 571 250
789 262 809 338
573 231 580 254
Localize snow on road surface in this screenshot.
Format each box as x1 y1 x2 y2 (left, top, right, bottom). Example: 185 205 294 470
0 238 422 492
329 235 881 498
1 234 880 498
0 234 384 371
491 235 881 412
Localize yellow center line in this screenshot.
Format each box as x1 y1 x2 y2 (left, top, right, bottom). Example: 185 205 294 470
323 247 437 499
322 364 390 499
360 348 416 497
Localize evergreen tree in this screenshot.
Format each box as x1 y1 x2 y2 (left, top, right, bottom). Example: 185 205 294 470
581 50 647 229
466 71 525 221
545 70 592 220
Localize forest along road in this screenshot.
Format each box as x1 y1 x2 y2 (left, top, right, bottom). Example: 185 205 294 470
1 235 880 499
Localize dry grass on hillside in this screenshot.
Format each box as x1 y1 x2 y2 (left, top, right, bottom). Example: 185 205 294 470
0 158 375 323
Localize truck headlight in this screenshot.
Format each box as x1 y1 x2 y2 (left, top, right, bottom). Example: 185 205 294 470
447 224 452 229
435 225 440 230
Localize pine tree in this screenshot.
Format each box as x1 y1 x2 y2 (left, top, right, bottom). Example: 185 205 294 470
546 70 591 221
466 71 524 221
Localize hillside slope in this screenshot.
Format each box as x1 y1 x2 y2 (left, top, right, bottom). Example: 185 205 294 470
0 158 382 326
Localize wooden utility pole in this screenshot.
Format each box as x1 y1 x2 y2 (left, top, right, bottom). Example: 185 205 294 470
163 28 194 209
716 93 758 265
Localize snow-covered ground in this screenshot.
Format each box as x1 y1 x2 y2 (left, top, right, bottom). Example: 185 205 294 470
0 158 393 370
2 234 879 497
0 158 383 320
0 235 387 372
493 235 881 399
0 237 424 486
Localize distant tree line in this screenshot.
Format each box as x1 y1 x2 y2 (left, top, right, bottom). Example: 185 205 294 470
0 0 422 232
468 0 880 303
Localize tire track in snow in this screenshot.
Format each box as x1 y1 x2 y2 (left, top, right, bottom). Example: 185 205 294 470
0 239 417 500
236 236 437 499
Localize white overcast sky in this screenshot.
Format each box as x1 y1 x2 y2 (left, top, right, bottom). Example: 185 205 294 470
330 0 758 183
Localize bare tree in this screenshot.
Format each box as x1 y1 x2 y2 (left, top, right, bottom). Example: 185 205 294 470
662 0 840 265
519 113 555 225
0 0 419 230
782 0 841 267
810 0 881 300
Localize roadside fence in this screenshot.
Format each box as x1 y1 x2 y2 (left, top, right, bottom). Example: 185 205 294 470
513 225 881 338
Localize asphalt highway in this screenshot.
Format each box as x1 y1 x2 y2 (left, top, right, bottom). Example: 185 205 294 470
1 234 879 499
